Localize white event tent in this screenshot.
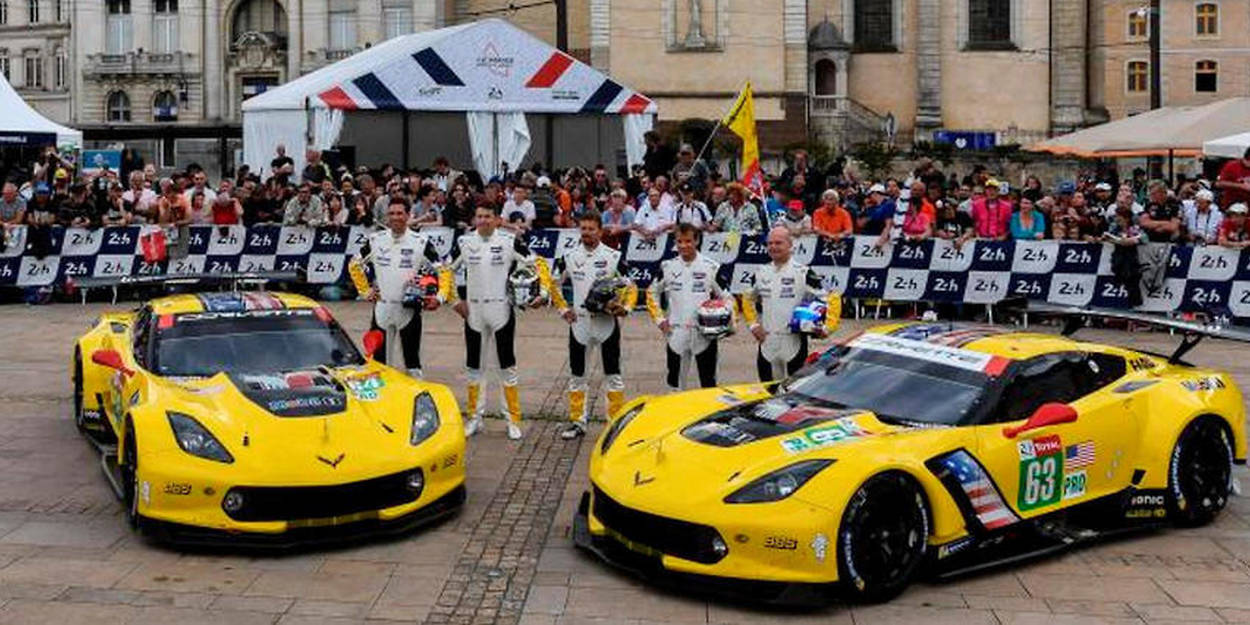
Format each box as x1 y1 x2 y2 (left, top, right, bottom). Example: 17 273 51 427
242 19 657 179
0 74 82 150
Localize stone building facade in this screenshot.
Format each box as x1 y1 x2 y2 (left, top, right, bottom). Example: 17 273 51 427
0 0 72 122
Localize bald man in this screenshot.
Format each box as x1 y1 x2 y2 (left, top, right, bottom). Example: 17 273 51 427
740 227 841 381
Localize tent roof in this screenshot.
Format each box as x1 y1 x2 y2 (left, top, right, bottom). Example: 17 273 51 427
1028 98 1250 158
0 75 82 148
243 18 656 115
1203 130 1250 159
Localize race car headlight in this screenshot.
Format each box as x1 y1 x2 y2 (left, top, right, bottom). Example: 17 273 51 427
167 412 234 464
600 403 644 455
723 459 834 504
410 392 440 446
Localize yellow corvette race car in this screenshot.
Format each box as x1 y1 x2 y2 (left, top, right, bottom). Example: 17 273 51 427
574 308 1248 604
72 291 465 547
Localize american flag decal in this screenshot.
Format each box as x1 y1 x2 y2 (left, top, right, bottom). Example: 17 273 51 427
938 450 1019 530
1065 441 1096 468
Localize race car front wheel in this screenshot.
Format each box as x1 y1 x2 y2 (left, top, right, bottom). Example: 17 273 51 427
1168 416 1233 528
837 471 930 603
122 422 140 528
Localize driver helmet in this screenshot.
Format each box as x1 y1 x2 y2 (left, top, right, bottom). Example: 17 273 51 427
508 265 547 308
697 298 735 339
583 277 627 314
788 296 828 336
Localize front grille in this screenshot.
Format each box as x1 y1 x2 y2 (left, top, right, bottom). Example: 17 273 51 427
226 468 422 522
592 486 726 564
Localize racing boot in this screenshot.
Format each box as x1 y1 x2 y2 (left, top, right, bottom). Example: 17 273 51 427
606 390 626 421
463 383 483 437
504 384 523 440
561 390 587 440
407 368 423 380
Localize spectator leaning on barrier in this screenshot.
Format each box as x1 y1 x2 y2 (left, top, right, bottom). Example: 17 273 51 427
857 184 894 235
1185 189 1223 245
1139 180 1183 243
601 189 636 249
1218 203 1250 249
634 188 674 240
812 189 853 240
283 183 326 226
1011 197 1046 240
971 179 1012 240
879 189 932 246
711 182 763 236
674 181 712 231
1216 146 1250 207
935 196 974 247
0 183 27 229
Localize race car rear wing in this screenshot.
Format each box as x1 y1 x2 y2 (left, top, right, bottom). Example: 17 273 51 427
1029 303 1250 365
74 271 301 304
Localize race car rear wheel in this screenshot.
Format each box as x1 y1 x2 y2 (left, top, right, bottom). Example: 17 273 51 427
121 422 140 529
1168 416 1233 528
72 349 85 433
836 471 930 603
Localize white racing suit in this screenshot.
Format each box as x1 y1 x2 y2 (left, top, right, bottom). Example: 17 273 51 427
646 253 728 391
355 229 441 377
550 243 638 425
740 258 840 381
441 230 551 426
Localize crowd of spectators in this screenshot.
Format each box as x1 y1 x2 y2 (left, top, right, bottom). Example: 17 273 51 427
6 134 1250 259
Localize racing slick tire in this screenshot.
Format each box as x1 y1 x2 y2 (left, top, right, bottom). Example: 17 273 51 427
1168 416 1234 528
122 420 142 529
836 471 930 603
72 349 85 434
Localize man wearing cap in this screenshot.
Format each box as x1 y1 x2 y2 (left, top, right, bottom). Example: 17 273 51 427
673 181 713 231
1218 203 1250 248
1185 189 1223 245
856 183 896 235
970 179 1013 240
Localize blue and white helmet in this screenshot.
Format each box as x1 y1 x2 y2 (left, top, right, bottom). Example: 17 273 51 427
788 296 828 335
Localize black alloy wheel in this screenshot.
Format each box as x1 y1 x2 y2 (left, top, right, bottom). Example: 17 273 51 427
1169 416 1233 527
837 471 930 603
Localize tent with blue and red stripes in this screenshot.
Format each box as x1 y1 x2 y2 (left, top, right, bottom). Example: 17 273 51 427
242 18 656 178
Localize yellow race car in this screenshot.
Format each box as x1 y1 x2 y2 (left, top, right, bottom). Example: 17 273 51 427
574 308 1248 604
72 291 465 547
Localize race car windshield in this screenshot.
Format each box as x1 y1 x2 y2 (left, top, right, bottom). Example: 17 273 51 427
152 311 363 376
785 347 989 426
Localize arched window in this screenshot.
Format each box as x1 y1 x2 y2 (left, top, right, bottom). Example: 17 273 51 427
1127 61 1148 93
106 90 131 122
1196 2 1218 35
153 90 177 121
814 59 837 96
854 0 894 52
1127 9 1147 39
1195 60 1218 92
231 0 286 42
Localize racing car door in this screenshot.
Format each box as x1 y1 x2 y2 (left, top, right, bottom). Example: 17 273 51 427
96 306 151 434
974 351 1137 519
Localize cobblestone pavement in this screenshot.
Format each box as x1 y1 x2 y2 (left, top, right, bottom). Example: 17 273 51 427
0 300 1248 624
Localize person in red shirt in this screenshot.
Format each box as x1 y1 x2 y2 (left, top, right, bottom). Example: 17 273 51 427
969 179 1013 239
1216 147 1250 207
812 189 854 239
1218 203 1250 248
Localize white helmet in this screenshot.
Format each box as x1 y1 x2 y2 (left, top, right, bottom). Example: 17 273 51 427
697 298 735 340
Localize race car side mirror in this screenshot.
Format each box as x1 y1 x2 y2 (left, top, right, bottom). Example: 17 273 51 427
362 330 384 360
1002 403 1078 439
91 349 134 377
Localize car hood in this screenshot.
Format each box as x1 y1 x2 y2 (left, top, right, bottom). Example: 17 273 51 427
595 389 952 507
153 364 429 480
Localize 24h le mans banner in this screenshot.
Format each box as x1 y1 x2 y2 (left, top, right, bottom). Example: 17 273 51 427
2 225 1247 318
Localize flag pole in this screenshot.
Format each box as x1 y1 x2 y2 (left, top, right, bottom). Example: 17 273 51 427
692 80 749 163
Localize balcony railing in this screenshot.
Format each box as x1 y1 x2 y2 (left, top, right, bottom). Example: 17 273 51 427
83 50 194 76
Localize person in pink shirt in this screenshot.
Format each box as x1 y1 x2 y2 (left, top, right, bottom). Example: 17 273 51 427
970 179 1013 240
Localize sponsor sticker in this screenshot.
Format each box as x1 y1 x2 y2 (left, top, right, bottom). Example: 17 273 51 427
811 533 829 562
780 417 869 453
937 536 976 560
1181 376 1226 392
1061 470 1087 500
1017 435 1064 511
345 373 385 401
850 333 997 372
763 536 798 550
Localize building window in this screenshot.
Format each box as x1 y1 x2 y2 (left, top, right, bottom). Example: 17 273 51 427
54 47 65 88
968 0 1012 49
328 6 357 51
1195 60 1218 92
1196 2 1217 35
106 0 133 55
382 3 411 40
0 1 7 25
27 0 38 22
1127 61 1148 92
107 91 131 122
1127 9 1147 39
853 0 894 52
54 0 62 21
23 56 42 88
0 52 9 81
153 90 177 121
153 0 178 54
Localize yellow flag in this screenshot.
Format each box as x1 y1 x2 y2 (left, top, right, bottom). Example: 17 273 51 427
722 82 764 198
